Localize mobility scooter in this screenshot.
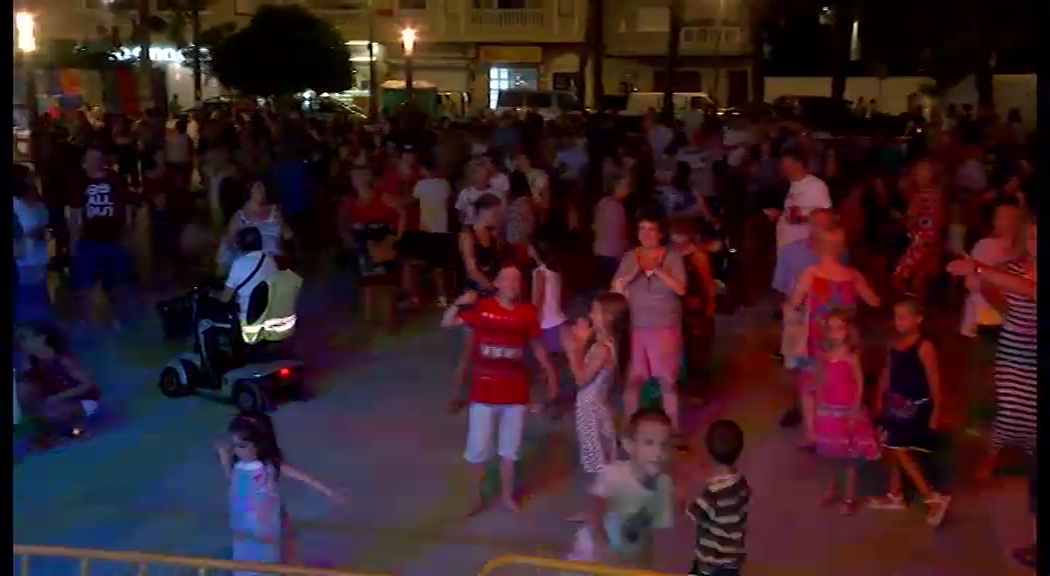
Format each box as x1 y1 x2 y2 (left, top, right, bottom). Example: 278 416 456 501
157 277 305 413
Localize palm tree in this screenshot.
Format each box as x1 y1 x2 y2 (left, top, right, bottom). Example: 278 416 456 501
663 0 684 115
827 0 856 101
579 0 605 107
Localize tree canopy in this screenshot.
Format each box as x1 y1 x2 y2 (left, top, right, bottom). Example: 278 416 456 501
210 4 354 97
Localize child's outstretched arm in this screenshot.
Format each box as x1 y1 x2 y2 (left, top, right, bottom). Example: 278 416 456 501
587 495 611 549
918 341 944 429
213 440 233 480
281 464 346 504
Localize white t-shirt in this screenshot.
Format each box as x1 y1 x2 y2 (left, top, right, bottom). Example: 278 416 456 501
589 460 674 559
723 127 754 168
225 251 278 322
455 185 508 225
412 177 451 233
776 175 832 247
647 125 675 161
13 197 49 268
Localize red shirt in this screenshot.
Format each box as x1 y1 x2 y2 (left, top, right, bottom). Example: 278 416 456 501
340 195 400 229
70 170 130 243
378 167 421 230
459 298 541 405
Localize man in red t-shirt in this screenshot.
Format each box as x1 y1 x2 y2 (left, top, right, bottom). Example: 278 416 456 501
441 262 557 512
67 144 134 326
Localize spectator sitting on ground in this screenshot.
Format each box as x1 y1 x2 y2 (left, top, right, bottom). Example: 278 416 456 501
16 323 101 441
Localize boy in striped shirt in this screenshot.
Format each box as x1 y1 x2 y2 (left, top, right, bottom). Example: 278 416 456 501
687 419 750 576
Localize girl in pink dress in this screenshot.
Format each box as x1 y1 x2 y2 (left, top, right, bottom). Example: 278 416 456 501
811 310 881 515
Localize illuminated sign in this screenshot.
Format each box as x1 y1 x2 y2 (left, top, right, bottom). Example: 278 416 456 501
111 46 209 63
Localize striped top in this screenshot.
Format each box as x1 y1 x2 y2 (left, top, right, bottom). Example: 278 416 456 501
1001 260 1036 336
687 471 750 570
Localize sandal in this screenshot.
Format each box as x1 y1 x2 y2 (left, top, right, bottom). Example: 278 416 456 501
867 493 907 511
924 493 952 527
1011 545 1037 569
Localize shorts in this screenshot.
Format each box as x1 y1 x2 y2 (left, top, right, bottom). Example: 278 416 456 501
772 238 817 295
464 402 526 463
396 231 458 268
71 240 132 291
628 326 682 386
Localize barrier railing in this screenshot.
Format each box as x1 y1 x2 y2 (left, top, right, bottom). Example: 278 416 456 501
476 554 681 576
13 544 389 576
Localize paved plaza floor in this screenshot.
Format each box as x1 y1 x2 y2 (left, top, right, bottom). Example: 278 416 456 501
13 275 1032 576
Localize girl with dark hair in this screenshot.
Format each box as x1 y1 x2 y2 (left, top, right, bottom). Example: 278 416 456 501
215 413 344 571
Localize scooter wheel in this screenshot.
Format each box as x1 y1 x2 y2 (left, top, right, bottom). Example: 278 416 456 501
158 367 191 398
233 382 267 414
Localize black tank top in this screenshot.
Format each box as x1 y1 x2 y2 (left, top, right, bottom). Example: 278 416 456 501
469 226 501 281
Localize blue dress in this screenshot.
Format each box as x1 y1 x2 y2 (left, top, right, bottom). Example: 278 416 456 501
880 339 935 452
229 460 282 574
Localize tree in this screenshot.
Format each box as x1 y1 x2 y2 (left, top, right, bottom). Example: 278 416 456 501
210 4 354 98
663 0 684 116
105 0 168 108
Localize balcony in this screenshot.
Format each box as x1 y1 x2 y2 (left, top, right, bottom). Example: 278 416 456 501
605 24 747 57
469 8 547 28
680 25 745 54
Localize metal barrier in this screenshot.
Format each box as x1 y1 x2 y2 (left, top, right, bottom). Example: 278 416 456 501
13 544 389 576
476 554 681 576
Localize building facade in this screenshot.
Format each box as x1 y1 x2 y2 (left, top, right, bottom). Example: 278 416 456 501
29 0 751 109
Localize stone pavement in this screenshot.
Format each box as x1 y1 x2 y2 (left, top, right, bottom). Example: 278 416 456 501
13 279 1032 576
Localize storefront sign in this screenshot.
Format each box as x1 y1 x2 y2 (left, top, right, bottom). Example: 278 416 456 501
478 46 542 64
112 46 201 64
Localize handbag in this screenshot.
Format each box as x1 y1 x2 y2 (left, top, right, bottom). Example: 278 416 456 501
781 300 811 368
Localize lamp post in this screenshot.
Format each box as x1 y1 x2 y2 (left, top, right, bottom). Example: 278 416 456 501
401 27 416 98
15 11 38 120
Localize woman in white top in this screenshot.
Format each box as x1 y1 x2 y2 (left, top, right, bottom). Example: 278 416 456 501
960 202 1023 337
13 167 53 324
219 181 292 271
530 241 568 355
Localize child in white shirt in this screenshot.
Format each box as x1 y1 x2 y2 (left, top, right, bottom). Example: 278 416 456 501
568 408 675 568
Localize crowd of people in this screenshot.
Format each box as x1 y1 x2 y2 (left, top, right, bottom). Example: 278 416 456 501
12 99 1038 573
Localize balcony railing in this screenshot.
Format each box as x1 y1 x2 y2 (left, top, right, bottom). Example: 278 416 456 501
303 0 368 12
680 25 745 53
469 9 547 28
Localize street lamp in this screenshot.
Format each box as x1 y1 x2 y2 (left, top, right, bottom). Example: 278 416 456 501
401 27 417 96
15 12 39 120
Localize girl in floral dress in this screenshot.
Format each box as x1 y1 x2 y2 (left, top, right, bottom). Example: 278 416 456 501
215 414 344 574
562 292 630 522
811 310 881 514
788 226 881 449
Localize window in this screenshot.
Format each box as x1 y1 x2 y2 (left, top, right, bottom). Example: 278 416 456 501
490 67 513 109
474 0 542 9
635 8 669 32
399 0 427 9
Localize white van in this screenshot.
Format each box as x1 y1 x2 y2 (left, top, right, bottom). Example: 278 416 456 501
625 91 718 118
495 89 583 121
